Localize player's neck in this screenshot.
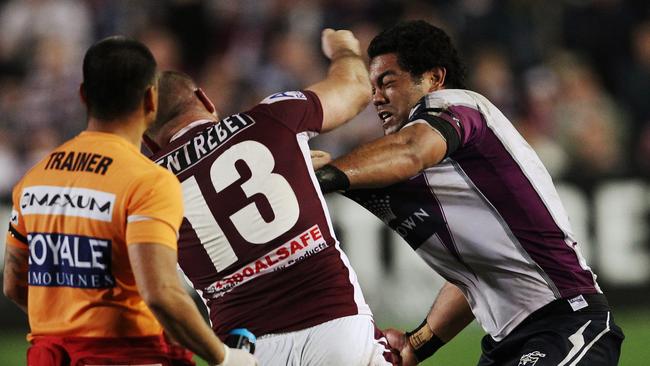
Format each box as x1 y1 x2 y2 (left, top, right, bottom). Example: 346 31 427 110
86 114 147 148
160 111 217 146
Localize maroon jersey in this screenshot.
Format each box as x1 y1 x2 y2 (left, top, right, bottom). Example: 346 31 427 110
150 91 370 337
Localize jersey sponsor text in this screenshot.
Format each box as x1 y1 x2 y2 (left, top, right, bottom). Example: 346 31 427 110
28 232 114 289
204 224 327 299
20 186 115 222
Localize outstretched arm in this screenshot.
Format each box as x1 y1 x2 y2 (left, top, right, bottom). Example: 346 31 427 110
129 243 257 366
385 282 474 365
317 122 448 192
306 29 371 133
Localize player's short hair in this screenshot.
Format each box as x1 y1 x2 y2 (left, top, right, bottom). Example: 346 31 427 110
82 36 157 120
368 20 466 89
150 70 196 133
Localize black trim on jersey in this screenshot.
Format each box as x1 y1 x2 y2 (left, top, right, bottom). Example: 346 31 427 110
8 224 27 244
410 111 461 158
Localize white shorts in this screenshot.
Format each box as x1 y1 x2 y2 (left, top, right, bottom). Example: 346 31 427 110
254 314 392 366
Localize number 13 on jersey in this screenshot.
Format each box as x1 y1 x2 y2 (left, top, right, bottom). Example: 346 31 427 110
181 141 300 272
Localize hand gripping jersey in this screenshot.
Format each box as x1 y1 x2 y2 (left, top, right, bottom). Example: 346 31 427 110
150 90 370 337
5 131 183 338
346 89 601 341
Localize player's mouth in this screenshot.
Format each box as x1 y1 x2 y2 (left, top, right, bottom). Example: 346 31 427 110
378 110 394 126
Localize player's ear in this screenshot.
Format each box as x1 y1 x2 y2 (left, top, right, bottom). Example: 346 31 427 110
425 67 447 92
79 83 88 107
144 85 158 115
195 88 217 117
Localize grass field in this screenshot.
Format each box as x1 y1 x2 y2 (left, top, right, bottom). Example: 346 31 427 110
1 309 648 365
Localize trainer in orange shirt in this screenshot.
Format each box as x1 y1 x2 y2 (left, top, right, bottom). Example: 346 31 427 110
2 36 256 366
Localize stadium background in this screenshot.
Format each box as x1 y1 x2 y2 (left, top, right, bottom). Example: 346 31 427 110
0 0 648 364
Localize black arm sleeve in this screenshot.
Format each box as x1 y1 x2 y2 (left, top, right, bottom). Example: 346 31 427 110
410 111 461 158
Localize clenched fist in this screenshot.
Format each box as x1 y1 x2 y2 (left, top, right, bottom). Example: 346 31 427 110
320 28 362 60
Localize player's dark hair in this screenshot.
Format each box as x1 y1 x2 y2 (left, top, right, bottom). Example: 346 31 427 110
368 20 466 89
82 36 157 120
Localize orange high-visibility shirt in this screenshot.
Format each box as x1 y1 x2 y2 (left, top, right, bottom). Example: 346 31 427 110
6 131 183 338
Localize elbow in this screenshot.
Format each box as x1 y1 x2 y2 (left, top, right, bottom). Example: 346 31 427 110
139 286 169 312
3 285 16 302
3 281 25 306
140 281 183 315
400 135 427 174
403 150 426 175
385 143 426 181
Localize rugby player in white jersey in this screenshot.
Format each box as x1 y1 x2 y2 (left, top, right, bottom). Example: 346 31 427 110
316 20 624 366
143 29 393 366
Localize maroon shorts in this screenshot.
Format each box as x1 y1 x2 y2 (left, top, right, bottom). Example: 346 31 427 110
27 335 195 366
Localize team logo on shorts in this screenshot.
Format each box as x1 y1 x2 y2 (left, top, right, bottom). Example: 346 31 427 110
518 351 546 366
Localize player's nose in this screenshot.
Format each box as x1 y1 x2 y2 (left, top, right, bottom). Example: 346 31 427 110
372 88 387 105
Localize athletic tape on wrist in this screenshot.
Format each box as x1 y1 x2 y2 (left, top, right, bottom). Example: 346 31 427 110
405 319 445 362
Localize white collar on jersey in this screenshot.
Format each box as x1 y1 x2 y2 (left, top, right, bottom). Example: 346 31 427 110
169 119 216 142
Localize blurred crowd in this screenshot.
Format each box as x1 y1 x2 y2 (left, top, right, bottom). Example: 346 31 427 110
1 0 649 202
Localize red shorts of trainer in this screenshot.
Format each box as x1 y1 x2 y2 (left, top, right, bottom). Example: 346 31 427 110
27 334 195 366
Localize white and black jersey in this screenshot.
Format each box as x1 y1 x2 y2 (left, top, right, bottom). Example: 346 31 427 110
346 89 601 341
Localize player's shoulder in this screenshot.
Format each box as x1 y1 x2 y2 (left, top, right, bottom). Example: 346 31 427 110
409 89 485 119
248 90 322 134
250 90 319 113
421 89 479 108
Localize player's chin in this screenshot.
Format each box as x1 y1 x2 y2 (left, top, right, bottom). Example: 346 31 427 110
382 121 403 135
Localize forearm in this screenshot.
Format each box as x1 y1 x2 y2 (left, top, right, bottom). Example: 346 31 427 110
331 134 423 189
326 52 371 113
129 243 226 364
426 282 474 342
147 285 225 365
307 29 372 132
404 282 474 362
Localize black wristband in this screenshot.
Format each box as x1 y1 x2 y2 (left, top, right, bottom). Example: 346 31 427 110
405 319 445 362
315 164 350 193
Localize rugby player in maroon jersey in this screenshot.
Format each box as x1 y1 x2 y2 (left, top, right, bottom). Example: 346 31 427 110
144 29 395 365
